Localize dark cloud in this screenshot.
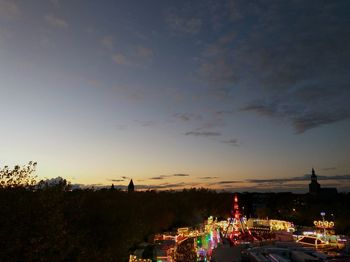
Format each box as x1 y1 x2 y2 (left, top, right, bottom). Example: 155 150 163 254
121 176 130 180
247 176 308 185
215 110 234 116
135 182 192 190
218 185 308 194
221 139 239 146
150 176 166 180
173 113 202 122
70 182 196 191
193 119 226 133
185 131 221 137
198 0 350 133
242 102 276 117
242 98 350 134
247 174 350 185
72 173 350 192
318 174 350 181
108 179 124 182
149 174 190 180
216 180 240 184
172 173 190 177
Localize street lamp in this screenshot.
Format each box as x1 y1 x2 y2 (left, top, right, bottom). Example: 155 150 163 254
320 212 326 239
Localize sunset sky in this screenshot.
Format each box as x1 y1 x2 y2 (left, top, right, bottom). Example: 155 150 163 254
1 0 350 192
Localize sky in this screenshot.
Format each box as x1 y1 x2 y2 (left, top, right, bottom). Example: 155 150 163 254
0 0 350 192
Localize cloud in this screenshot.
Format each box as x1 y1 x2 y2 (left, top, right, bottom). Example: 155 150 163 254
242 98 350 134
217 185 308 193
149 174 190 180
247 176 309 185
45 14 68 28
135 120 156 127
317 174 350 181
221 139 239 146
0 0 20 19
108 179 124 182
135 182 192 190
197 0 350 133
247 174 350 185
150 176 166 180
121 176 130 180
112 46 154 67
216 180 240 184
166 14 202 34
173 113 202 122
198 32 237 84
172 173 189 177
69 181 197 191
112 53 130 66
70 172 350 192
185 131 221 137
215 110 234 116
242 102 276 117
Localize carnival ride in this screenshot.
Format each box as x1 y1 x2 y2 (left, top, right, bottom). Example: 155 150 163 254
222 194 255 244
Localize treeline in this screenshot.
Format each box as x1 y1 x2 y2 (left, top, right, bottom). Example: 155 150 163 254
0 185 232 261
1 186 350 261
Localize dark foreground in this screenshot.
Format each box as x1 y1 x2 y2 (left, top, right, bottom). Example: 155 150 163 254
1 186 349 261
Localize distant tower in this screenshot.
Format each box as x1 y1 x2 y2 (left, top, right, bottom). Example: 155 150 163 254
232 194 241 220
309 168 320 195
128 179 134 193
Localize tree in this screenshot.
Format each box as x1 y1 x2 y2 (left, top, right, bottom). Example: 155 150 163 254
0 161 37 189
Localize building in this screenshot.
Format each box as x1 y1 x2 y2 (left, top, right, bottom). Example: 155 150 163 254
128 179 135 193
309 168 320 196
308 168 337 196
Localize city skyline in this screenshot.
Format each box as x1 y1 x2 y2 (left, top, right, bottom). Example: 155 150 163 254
1 0 350 192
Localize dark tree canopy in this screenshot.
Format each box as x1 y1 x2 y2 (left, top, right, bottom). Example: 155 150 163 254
0 161 37 189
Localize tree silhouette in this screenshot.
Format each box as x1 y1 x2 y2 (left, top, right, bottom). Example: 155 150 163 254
0 161 37 189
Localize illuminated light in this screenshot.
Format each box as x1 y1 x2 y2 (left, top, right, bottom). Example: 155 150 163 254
313 220 335 228
303 231 316 235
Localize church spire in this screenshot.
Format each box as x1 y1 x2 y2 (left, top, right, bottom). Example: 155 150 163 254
309 168 320 195
128 179 134 193
311 168 317 182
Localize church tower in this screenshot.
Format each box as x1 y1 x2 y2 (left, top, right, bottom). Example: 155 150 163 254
309 168 320 195
128 179 134 193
